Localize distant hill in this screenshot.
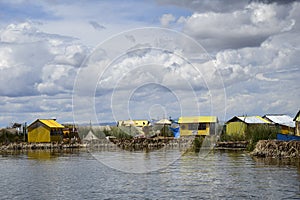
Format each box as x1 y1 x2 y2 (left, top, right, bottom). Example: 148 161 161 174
62 122 117 127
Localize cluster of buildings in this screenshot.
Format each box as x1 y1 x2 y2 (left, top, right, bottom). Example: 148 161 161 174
117 112 300 139
225 115 296 137
7 110 300 143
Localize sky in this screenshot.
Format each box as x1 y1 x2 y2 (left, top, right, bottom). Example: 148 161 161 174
0 0 299 127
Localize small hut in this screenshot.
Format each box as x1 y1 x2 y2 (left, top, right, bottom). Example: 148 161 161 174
27 119 64 143
225 116 270 137
294 110 300 136
156 119 172 137
82 130 100 143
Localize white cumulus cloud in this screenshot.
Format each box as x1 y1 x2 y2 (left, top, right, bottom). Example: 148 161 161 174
160 14 176 27
179 2 295 51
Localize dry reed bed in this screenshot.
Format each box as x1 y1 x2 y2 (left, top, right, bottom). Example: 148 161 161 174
251 140 300 158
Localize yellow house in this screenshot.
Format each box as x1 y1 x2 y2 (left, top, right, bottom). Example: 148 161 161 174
294 110 300 136
27 119 64 143
226 116 270 136
132 120 150 127
178 116 218 136
117 120 150 127
263 114 295 135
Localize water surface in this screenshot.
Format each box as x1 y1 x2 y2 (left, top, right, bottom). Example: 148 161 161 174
0 150 299 199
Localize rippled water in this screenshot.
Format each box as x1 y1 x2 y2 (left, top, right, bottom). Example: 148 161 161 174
0 149 299 199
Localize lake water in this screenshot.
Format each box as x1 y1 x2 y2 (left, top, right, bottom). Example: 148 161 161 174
0 149 299 199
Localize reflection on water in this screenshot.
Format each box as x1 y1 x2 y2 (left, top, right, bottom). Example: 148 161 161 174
253 156 300 174
0 150 299 199
253 156 300 167
27 151 53 160
26 150 82 160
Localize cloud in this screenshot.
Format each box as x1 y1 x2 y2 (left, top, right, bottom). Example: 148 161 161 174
156 0 299 13
178 2 295 51
0 1 299 126
125 35 136 43
160 14 176 27
72 43 220 122
0 21 89 126
82 47 223 122
0 94 74 125
214 23 300 117
0 21 88 97
89 21 106 30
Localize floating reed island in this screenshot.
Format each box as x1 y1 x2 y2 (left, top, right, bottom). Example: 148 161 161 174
251 140 300 158
215 141 248 150
0 142 83 151
108 136 196 151
1 137 300 159
0 137 197 152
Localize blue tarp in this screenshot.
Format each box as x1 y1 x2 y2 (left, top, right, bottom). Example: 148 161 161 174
169 126 180 139
277 133 300 141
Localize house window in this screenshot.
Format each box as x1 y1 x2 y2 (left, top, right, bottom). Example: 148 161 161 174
188 123 198 130
51 129 63 136
198 123 206 130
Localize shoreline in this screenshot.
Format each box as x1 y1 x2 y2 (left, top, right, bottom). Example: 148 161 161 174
1 139 299 158
0 137 196 151
0 142 85 151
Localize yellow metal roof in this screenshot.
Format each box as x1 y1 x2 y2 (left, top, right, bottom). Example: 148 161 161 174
133 120 149 126
118 119 149 127
38 119 64 128
178 116 218 123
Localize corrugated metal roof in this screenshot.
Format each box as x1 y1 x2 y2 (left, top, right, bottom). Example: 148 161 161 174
156 119 172 125
39 119 64 128
234 116 270 124
264 115 295 128
178 116 218 123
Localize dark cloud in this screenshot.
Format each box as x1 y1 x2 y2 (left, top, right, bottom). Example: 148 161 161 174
89 21 106 31
125 35 136 43
197 35 268 53
156 0 247 13
179 2 294 51
250 0 300 4
156 0 299 13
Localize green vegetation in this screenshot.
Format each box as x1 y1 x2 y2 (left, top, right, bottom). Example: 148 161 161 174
220 132 246 142
245 125 278 151
160 126 173 137
220 125 278 151
192 136 205 152
0 129 24 143
106 127 133 139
